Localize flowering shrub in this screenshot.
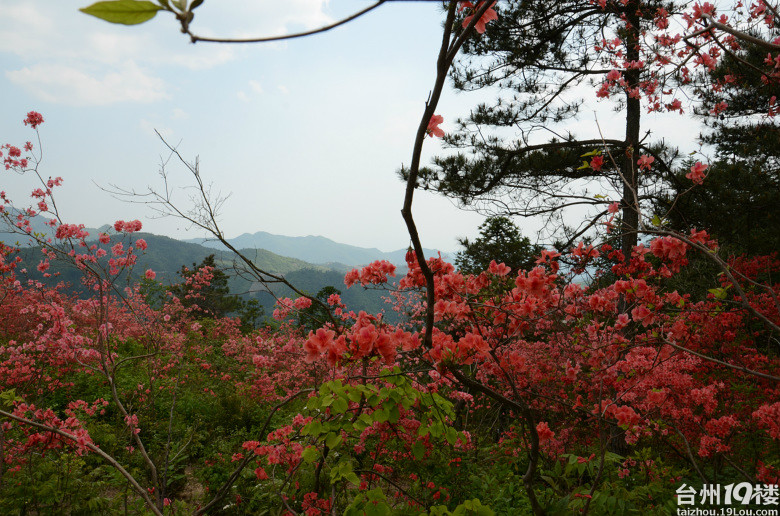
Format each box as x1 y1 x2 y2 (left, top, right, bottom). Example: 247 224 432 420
10 99 780 513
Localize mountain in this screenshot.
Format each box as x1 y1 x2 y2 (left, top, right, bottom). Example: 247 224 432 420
2 211 426 323
2 210 454 267
0 208 111 248
11 232 393 322
13 232 333 286
185 231 453 266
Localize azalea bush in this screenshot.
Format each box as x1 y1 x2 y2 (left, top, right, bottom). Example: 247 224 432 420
1 112 779 515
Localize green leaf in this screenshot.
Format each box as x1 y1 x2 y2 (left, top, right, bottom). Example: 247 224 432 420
373 407 389 423
331 397 348 414
576 160 591 170
325 432 342 449
301 446 319 464
387 404 400 423
445 426 459 445
347 388 363 403
0 389 22 408
651 214 662 227
80 0 162 25
541 475 559 490
708 287 728 300
306 396 321 411
303 420 322 437
354 413 373 431
580 149 601 158
330 459 359 485
411 441 425 460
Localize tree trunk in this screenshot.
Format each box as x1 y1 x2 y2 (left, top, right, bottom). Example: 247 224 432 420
621 3 642 265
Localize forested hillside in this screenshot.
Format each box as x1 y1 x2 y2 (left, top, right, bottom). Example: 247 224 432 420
8 232 389 322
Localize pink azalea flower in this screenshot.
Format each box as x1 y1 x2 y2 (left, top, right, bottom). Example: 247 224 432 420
427 114 445 138
686 161 708 184
462 1 498 34
536 421 555 442
24 111 44 129
637 155 655 170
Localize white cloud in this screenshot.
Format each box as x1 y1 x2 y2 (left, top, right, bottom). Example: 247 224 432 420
0 4 55 57
249 80 263 94
0 1 235 71
165 46 236 71
192 0 332 39
139 119 173 139
236 80 264 102
87 32 151 64
6 62 168 106
172 108 189 119
277 84 289 95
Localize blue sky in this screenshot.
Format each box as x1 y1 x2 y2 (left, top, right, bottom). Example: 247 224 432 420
0 1 704 252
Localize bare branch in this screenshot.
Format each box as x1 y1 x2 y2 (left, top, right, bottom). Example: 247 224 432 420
662 335 780 382
183 2 387 44
701 13 780 52
195 388 313 516
0 409 163 516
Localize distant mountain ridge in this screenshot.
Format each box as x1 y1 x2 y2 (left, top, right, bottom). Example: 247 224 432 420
2 212 431 322
1 209 453 267
0 207 112 247
10 232 391 319
185 231 453 267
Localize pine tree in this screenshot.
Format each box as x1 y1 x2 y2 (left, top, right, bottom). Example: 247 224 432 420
455 216 541 275
169 254 242 319
660 40 780 255
422 0 680 260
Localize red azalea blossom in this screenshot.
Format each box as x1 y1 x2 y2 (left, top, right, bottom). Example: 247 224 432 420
23 111 44 129
536 422 555 442
637 155 655 170
426 114 445 138
686 161 708 184
461 1 498 34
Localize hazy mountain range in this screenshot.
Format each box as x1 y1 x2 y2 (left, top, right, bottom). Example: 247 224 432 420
1 208 452 267
1 211 449 320
185 231 452 267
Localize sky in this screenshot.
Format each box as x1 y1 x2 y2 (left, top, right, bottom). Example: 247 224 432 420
0 0 705 253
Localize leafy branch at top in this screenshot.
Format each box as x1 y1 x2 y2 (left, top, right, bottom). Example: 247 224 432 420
80 0 387 44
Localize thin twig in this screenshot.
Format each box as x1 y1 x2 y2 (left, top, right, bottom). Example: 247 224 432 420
183 2 387 44
0 409 163 516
